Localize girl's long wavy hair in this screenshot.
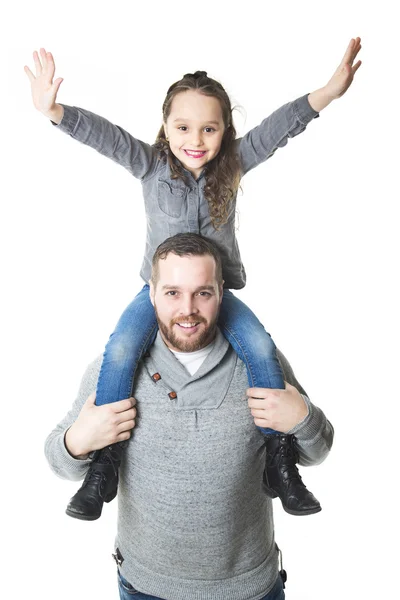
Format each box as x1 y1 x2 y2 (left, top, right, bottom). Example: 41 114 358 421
154 71 240 230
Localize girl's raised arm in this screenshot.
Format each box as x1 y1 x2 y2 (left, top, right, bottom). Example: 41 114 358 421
308 37 362 112
238 37 362 176
24 48 64 124
24 48 158 181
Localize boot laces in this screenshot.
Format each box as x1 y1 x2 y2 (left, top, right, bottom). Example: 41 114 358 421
96 445 120 476
81 446 120 494
82 469 108 497
279 444 302 483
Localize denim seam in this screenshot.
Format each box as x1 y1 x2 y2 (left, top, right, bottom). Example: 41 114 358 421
221 325 279 435
221 323 258 387
141 154 164 183
124 321 159 398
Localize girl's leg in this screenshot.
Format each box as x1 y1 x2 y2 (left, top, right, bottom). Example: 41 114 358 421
218 290 284 434
95 284 158 406
66 284 158 521
218 290 321 516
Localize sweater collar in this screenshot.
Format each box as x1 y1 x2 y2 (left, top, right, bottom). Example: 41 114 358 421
148 328 230 390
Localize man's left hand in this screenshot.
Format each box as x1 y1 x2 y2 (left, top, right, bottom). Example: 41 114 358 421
247 382 309 433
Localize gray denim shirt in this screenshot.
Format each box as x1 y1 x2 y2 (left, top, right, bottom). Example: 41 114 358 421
56 94 318 288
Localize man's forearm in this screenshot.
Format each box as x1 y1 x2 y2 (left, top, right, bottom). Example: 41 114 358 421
44 356 102 480
289 396 334 466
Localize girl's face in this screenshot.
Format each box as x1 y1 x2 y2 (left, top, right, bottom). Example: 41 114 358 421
164 90 225 179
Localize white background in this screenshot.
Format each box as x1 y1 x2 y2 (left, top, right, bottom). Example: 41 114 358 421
2 0 399 598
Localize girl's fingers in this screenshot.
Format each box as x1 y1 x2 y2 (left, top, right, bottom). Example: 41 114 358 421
341 37 361 68
24 65 35 83
52 77 64 95
46 51 55 80
349 38 361 65
33 50 42 77
40 47 48 73
349 43 361 65
340 39 355 67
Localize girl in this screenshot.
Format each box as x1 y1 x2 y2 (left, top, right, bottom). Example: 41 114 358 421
25 39 361 521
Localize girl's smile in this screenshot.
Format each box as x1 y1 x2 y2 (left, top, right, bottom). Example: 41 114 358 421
183 150 207 158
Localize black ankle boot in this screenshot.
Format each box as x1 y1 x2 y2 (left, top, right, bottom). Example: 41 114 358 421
263 434 321 516
66 443 124 521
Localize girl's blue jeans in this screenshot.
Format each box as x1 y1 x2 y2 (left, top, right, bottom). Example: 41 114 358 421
95 285 284 435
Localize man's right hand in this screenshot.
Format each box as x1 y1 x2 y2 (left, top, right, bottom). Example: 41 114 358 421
65 393 137 458
24 48 64 124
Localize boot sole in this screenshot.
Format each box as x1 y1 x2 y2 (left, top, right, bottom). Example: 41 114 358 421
105 489 117 503
65 508 101 521
264 485 322 515
282 505 322 516
65 489 117 521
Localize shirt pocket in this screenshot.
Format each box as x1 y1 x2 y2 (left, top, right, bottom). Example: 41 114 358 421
157 179 186 218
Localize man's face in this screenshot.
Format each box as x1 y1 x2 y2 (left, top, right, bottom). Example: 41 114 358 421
150 253 223 352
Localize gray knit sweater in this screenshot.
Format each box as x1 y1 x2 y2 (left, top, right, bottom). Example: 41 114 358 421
45 331 333 600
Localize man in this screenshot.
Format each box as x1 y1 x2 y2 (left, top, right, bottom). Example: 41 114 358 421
45 233 333 600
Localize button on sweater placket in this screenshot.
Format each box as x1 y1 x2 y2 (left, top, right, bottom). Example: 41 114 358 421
149 369 178 402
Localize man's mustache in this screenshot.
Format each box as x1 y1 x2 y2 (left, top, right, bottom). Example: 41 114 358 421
171 316 207 325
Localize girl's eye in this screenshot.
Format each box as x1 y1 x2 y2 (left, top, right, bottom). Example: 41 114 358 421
204 127 215 133
178 126 188 131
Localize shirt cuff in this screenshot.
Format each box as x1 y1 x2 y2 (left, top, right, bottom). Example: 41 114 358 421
46 429 93 481
51 104 79 134
287 394 325 441
293 94 320 125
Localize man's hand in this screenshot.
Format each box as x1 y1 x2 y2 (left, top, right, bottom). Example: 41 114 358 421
24 48 64 123
247 382 308 433
308 37 362 112
65 393 137 458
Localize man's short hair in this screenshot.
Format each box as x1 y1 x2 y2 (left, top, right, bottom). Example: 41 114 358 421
151 233 223 286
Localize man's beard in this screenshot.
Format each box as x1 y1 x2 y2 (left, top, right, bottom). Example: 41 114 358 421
155 306 218 352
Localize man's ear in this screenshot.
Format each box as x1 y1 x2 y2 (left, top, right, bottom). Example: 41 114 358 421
219 281 224 305
149 280 155 306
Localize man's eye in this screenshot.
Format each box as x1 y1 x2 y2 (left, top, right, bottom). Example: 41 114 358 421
166 291 177 296
199 291 211 297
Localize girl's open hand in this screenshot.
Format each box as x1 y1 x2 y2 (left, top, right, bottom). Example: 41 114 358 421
24 48 64 122
325 37 362 100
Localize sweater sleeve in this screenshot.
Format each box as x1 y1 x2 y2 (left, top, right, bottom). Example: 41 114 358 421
237 94 319 176
44 356 102 481
54 105 159 180
276 349 334 467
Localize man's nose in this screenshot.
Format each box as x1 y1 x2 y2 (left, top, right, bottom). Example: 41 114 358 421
179 295 199 315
